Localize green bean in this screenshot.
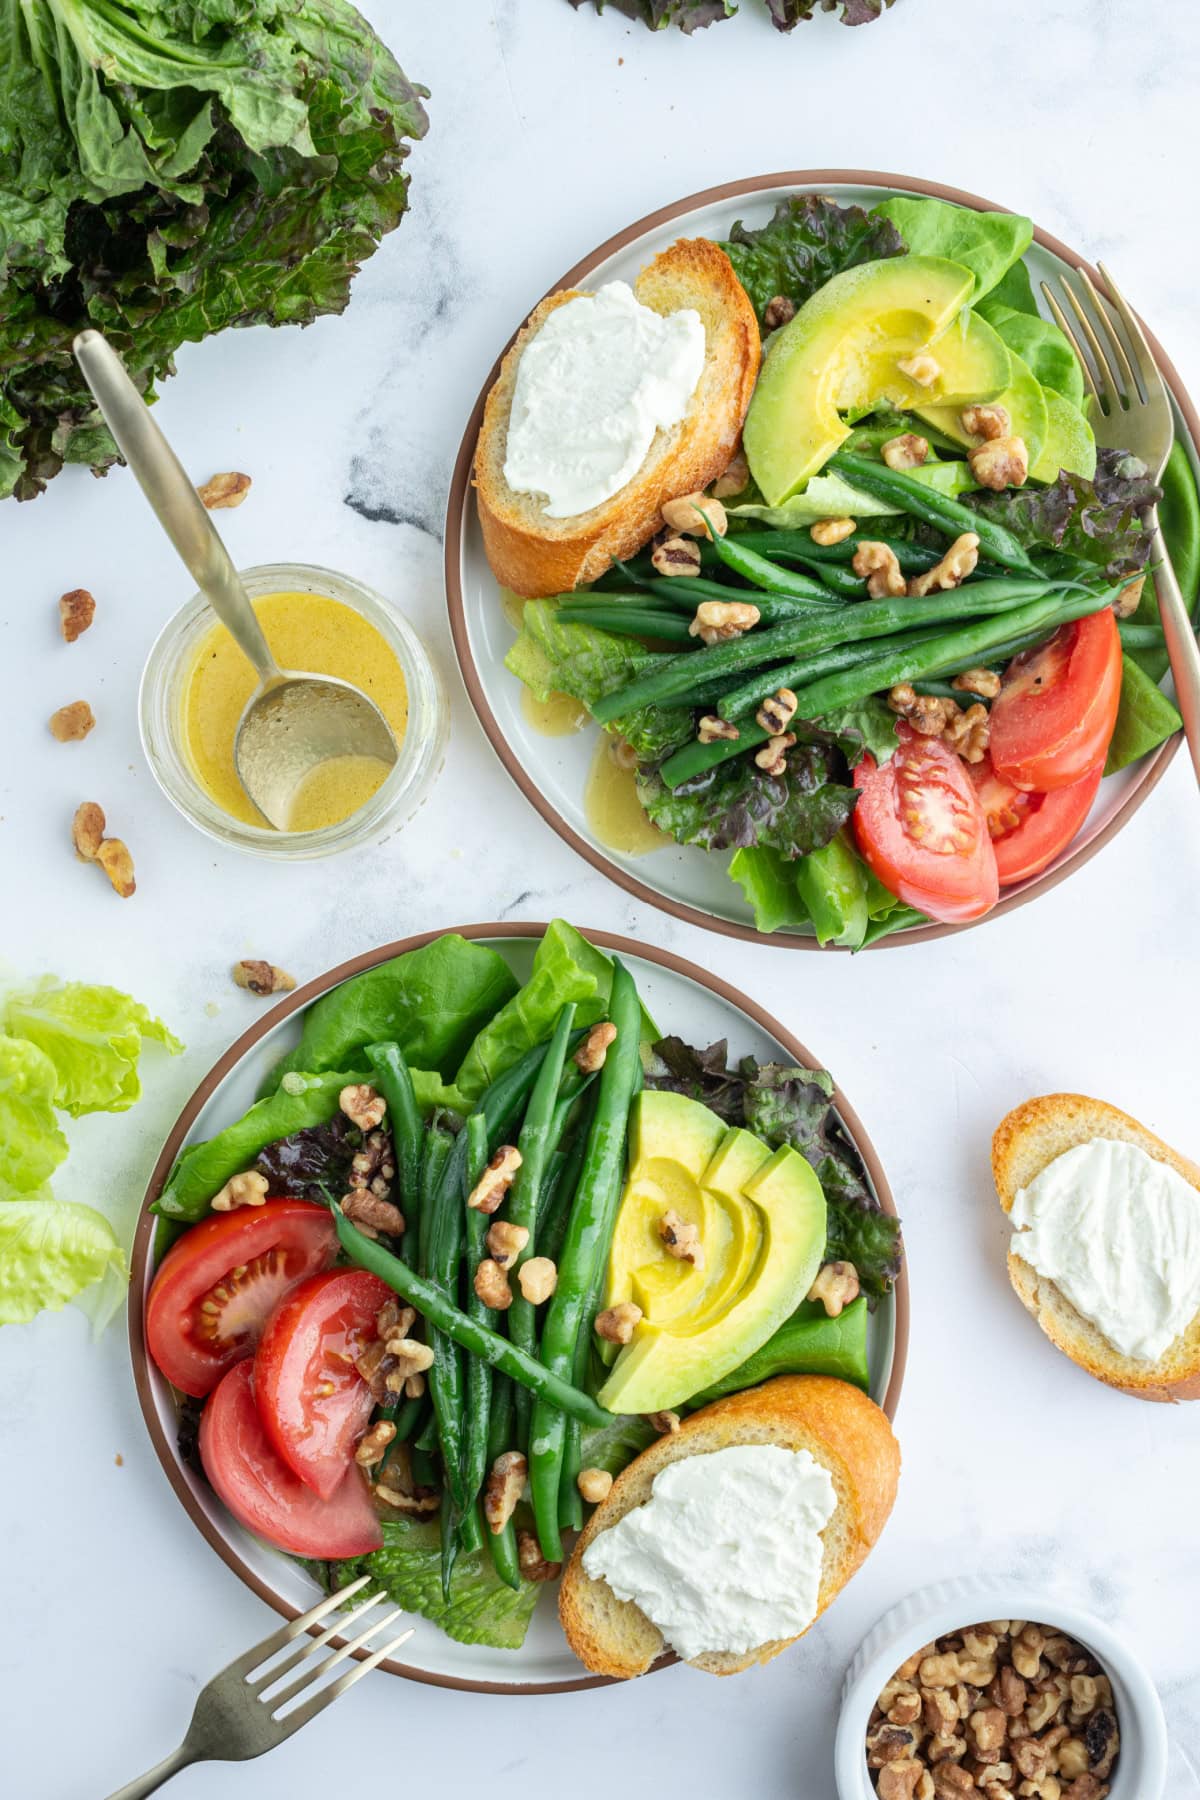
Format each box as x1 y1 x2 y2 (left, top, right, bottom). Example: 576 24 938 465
591 579 1053 724
412 1445 436 1488
829 452 1039 574
335 1207 611 1428
483 1377 522 1590
717 624 954 721
365 1041 424 1221
659 720 770 790
439 1486 458 1599
459 1504 484 1556
537 1105 593 1273
381 1391 425 1444
559 606 698 644
741 530 943 574
417 1127 453 1277
700 516 846 604
560 587 682 611
461 1114 493 1542
414 1406 440 1454
770 555 865 597
506 1005 578 1388
791 587 1119 718
529 961 642 1564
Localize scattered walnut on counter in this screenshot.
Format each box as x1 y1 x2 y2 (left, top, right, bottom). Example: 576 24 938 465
72 801 106 861
96 837 136 898
59 588 96 642
49 701 95 742
197 470 252 509
233 959 296 996
867 1623 1120 1798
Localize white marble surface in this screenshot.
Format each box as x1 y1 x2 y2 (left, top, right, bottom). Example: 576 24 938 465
3 1 1200 1794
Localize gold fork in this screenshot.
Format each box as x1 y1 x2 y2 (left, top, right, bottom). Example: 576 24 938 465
1041 263 1200 785
103 1577 412 1799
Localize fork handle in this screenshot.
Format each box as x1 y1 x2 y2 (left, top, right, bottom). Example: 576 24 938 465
1150 513 1200 787
103 1745 193 1800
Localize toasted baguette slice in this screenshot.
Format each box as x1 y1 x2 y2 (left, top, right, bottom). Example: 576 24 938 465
474 238 760 597
559 1375 899 1679
993 1093 1200 1403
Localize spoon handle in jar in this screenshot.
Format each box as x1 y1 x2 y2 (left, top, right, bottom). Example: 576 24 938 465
72 329 280 685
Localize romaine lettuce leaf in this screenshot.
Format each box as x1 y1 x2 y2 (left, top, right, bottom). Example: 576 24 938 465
3 980 181 1118
454 920 613 1103
0 1197 128 1330
315 1516 539 1649
0 1035 69 1198
870 196 1032 303
720 196 905 327
505 603 693 758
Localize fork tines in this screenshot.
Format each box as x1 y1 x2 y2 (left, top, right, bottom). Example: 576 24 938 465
241 1576 413 1723
1040 262 1160 418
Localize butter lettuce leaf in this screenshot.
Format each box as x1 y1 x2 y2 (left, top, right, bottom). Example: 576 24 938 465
977 300 1085 409
870 196 1032 303
0 1036 69 1198
454 920 611 1103
3 980 181 1118
720 195 905 327
1105 655 1182 775
0 1197 128 1330
729 846 811 935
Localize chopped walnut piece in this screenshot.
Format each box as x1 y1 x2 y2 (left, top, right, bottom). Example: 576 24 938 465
376 1299 415 1341
97 838 136 898
662 491 727 539
762 294 796 332
577 1466 613 1504
697 714 740 745
197 470 252 509
517 1256 557 1304
961 403 1011 442
853 540 906 598
953 666 1002 700
574 1022 617 1073
340 1083 386 1131
888 683 955 737
375 1481 439 1516
483 1451 527 1533
712 451 750 499
882 432 930 471
343 1190 405 1236
233 959 296 997
754 730 796 777
658 1208 704 1268
689 598 760 645
212 1170 270 1212
516 1529 561 1582
354 1420 397 1467
595 1301 641 1344
968 1707 1008 1759
59 589 96 642
383 1338 434 1376
942 701 990 764
811 515 856 546
1113 575 1145 619
72 801 106 861
991 1665 1028 1718
877 1765 924 1800
755 688 798 736
808 1260 860 1317
931 1766 974 1796
897 351 941 387
921 1653 964 1690
468 1144 522 1214
969 435 1029 491
474 1258 513 1310
868 1722 920 1767
652 535 702 578
908 533 980 597
485 1219 529 1269
49 701 95 742
645 1409 681 1433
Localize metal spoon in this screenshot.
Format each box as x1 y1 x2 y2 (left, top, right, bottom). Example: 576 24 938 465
72 330 398 830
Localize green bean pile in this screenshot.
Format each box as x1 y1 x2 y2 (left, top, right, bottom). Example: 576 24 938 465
338 967 644 1590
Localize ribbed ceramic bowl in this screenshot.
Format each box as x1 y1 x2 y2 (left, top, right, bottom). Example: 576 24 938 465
129 922 908 1695
446 169 1200 949
835 1576 1168 1800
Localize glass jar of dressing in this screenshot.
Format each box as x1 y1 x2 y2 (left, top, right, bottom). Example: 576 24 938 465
140 563 446 858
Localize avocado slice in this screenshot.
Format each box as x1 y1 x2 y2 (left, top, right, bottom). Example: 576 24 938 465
598 1143 827 1415
744 255 976 506
604 1092 728 1330
859 309 1011 412
1029 387 1097 482
915 346 1050 469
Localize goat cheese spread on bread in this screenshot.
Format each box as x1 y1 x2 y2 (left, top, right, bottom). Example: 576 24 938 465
1010 1137 1200 1361
580 1444 836 1661
503 281 705 518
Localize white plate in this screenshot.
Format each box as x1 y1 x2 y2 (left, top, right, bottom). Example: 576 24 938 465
447 171 1200 948
130 923 906 1693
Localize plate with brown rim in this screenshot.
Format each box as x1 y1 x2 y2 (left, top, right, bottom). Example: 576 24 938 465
445 170 1200 950
129 922 907 1695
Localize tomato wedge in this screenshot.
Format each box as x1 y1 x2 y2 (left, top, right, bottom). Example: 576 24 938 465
852 725 999 924
199 1360 382 1558
969 754 1104 887
146 1200 337 1398
989 609 1122 791
255 1268 393 1500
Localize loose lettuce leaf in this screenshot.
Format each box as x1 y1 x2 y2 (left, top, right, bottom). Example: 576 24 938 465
645 1037 754 1123
982 257 1039 317
767 0 894 21
730 460 975 529
568 0 889 27
688 1297 870 1402
0 1036 69 1197
637 753 856 860
315 1516 539 1649
720 196 905 327
505 602 693 758
0 1197 128 1329
967 448 1160 580
268 939 517 1090
795 833 870 947
871 196 1032 303
729 846 811 934
1105 655 1182 774
977 300 1085 409
156 1070 367 1220
816 696 899 765
454 920 613 1103
3 980 181 1118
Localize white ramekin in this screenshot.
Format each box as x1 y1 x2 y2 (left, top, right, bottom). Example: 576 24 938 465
835 1576 1168 1800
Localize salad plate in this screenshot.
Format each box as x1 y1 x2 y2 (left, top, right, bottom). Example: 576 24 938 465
129 923 907 1695
446 170 1200 948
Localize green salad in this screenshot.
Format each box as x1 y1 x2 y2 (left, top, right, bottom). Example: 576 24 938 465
147 923 900 1653
503 195 1200 945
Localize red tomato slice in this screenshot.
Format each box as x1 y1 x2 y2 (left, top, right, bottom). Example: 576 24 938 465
199 1360 382 1558
146 1200 337 1398
969 754 1104 887
852 725 999 923
989 609 1122 791
255 1268 393 1500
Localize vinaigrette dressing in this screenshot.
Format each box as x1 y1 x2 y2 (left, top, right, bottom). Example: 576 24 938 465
584 734 667 857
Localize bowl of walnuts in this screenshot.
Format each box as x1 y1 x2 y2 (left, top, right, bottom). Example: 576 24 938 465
833 1578 1168 1800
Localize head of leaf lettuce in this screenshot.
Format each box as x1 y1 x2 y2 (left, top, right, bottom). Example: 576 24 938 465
0 981 181 1329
